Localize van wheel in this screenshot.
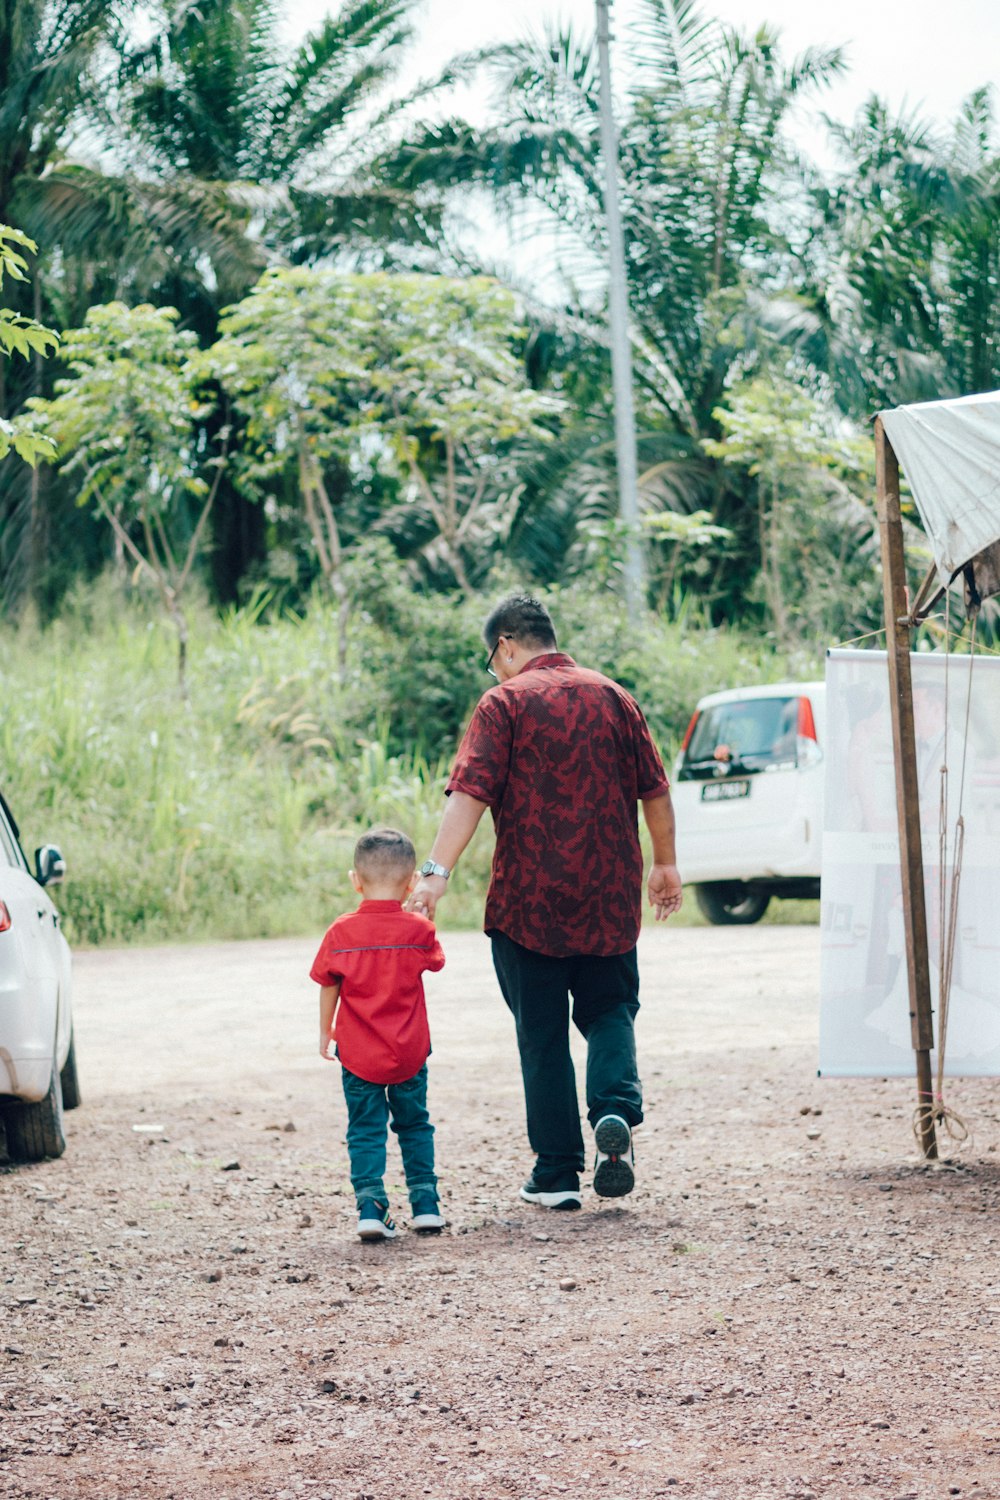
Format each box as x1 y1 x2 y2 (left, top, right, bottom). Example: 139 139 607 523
4 1063 66 1162
695 882 771 926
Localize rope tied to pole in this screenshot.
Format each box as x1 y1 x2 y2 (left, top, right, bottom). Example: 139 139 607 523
913 594 978 1155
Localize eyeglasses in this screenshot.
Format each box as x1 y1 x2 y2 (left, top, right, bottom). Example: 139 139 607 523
485 639 501 679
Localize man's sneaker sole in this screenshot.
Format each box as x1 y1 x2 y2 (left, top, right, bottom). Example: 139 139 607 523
593 1115 635 1199
411 1210 446 1235
519 1185 582 1211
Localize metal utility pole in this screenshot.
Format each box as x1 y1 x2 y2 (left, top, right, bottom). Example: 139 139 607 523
595 0 645 616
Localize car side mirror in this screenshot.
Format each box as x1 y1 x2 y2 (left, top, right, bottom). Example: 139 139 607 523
35 844 66 887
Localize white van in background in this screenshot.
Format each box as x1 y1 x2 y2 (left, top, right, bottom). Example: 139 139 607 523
671 681 825 924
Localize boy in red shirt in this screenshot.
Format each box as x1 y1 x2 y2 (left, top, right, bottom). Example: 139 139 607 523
311 827 446 1242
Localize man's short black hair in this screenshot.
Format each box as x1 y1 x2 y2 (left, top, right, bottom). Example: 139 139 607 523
353 826 416 878
483 594 557 651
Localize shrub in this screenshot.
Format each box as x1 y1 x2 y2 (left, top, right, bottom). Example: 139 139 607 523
0 575 817 946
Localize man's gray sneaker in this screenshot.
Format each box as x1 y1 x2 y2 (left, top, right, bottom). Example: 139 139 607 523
519 1173 582 1210
592 1115 635 1198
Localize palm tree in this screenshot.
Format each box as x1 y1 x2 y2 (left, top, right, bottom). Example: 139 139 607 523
113 0 449 602
936 89 1000 396
120 0 438 292
775 90 1000 419
773 100 949 417
0 0 122 397
389 0 845 616
0 0 277 614
0 0 125 613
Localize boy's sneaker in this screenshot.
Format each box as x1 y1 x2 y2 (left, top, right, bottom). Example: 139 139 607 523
593 1115 635 1199
519 1173 582 1211
357 1200 398 1241
410 1193 446 1235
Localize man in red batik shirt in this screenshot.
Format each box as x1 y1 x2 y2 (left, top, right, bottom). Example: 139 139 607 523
408 594 682 1211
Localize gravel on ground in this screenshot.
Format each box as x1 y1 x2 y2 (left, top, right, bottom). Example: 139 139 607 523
2 926 999 1500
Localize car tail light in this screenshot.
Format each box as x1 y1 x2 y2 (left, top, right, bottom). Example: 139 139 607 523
0 901 10 932
796 696 822 766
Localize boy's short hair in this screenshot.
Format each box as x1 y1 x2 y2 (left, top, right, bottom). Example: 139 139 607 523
353 826 416 879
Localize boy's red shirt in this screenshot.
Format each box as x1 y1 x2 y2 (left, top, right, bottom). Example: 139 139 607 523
310 899 445 1086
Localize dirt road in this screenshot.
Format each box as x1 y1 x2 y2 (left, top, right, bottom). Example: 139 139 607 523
3 926 1000 1500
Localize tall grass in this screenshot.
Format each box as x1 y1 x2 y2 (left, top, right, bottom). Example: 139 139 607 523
0 577 817 947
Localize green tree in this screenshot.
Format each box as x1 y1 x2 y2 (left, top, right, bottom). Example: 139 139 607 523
703 377 877 646
120 0 436 304
211 268 363 678
776 90 1000 418
0 0 119 317
212 268 560 672
112 0 451 609
0 225 57 465
929 89 1000 396
350 274 562 593
31 302 226 691
391 0 845 616
0 0 257 615
775 100 948 415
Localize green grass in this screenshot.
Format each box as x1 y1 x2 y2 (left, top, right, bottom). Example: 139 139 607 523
0 578 818 947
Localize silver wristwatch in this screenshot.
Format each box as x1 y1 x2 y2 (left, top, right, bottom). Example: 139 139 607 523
419 859 451 880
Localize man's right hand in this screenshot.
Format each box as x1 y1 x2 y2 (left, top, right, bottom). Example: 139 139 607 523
648 863 683 920
406 874 448 919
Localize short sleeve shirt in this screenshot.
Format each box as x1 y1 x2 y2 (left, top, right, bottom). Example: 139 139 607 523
310 900 445 1085
446 654 669 957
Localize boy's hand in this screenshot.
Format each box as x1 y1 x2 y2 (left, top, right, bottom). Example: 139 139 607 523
319 1030 335 1060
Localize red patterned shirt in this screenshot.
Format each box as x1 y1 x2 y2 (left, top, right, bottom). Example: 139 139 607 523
310 901 445 1085
446 653 669 957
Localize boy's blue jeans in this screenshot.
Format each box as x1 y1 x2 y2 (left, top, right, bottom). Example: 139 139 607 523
341 1063 437 1207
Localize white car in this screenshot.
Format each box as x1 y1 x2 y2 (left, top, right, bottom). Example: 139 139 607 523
0 790 77 1160
672 681 825 924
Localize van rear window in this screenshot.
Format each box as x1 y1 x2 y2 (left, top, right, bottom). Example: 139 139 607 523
680 697 798 780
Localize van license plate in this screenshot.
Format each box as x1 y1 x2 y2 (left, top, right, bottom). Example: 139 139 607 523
701 779 751 802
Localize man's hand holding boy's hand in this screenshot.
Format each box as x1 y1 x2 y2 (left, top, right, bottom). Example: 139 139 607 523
407 873 448 919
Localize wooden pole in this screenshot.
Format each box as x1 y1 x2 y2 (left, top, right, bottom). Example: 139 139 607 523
874 417 937 1160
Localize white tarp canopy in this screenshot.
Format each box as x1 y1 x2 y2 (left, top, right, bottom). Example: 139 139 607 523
881 389 1000 585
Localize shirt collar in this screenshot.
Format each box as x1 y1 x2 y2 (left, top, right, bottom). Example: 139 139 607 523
514 652 577 677
357 899 405 911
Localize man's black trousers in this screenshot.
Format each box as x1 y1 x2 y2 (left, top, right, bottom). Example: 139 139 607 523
490 929 643 1184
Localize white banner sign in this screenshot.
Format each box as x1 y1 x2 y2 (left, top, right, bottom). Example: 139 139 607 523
819 649 1000 1077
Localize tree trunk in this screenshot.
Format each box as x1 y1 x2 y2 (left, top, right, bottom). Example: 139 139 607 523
758 477 788 648
28 270 45 611
299 441 349 684
441 436 473 595
165 587 190 702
